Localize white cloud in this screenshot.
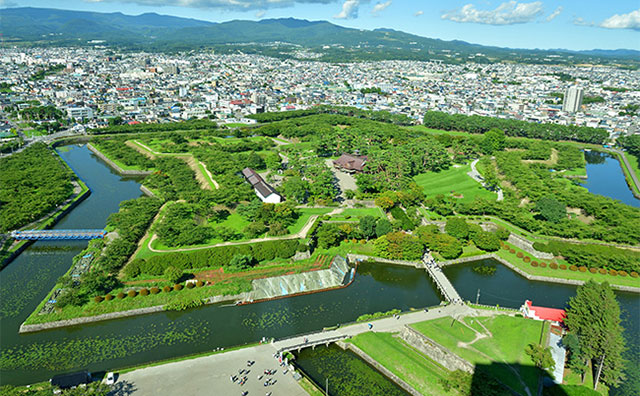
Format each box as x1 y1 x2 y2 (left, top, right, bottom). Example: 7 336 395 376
441 1 545 25
255 10 265 18
371 0 391 15
334 0 360 19
573 17 594 27
600 9 640 31
545 6 562 22
80 0 336 11
414 10 424 17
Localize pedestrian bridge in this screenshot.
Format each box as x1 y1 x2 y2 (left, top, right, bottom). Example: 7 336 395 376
10 229 107 241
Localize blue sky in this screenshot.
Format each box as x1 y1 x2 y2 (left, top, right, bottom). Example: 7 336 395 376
2 0 639 50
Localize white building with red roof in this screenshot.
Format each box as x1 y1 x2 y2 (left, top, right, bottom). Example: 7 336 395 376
521 300 566 324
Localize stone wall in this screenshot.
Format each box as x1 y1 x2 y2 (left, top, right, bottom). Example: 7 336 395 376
399 326 474 373
347 253 421 268
508 234 554 260
337 341 423 396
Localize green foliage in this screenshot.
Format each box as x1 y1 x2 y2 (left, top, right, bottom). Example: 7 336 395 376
356 308 401 322
423 111 609 144
480 128 506 154
495 227 510 240
316 223 345 249
389 206 415 230
155 202 213 247
139 239 300 275
533 240 640 273
525 343 556 372
472 231 501 251
0 382 111 395
164 266 183 283
359 215 378 240
249 105 413 125
28 64 65 81
92 139 154 169
434 233 463 259
375 219 393 238
564 281 626 389
228 254 256 271
0 143 74 232
163 297 204 311
445 217 469 240
543 384 601 396
373 231 424 260
89 119 218 135
472 265 497 275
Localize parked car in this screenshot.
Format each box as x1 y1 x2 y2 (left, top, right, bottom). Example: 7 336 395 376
105 372 115 385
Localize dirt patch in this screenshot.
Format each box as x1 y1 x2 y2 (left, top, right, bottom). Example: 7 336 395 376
522 148 558 166
567 207 594 224
336 125 349 130
183 156 212 190
519 197 530 207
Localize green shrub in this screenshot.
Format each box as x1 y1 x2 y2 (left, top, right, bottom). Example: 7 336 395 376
105 294 114 301
531 260 538 266
578 266 587 272
117 292 126 299
139 288 149 296
174 284 183 291
549 263 558 269
599 268 607 274
150 287 160 294
631 271 639 278
569 265 578 271
196 280 204 287
540 262 547 268
94 296 104 303
186 282 195 289
589 268 597 273
619 270 627 277
163 285 172 292
531 262 538 267
127 290 137 298
523 256 531 263
609 269 617 276
559 264 567 270
516 252 524 258
163 297 204 311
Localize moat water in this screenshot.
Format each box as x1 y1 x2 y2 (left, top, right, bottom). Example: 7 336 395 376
582 150 639 207
0 145 638 395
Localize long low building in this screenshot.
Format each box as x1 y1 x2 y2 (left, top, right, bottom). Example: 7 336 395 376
242 167 282 203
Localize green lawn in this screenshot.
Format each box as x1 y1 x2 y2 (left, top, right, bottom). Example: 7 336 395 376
348 332 451 396
91 143 152 171
496 242 640 288
414 165 497 203
619 151 640 196
330 207 385 221
288 208 333 234
412 315 544 395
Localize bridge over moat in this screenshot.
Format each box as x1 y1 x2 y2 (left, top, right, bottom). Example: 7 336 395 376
10 229 107 241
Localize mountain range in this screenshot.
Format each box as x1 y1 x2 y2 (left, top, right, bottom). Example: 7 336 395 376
1 7 638 66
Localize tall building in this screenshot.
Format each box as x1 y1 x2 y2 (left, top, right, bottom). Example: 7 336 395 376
562 86 584 113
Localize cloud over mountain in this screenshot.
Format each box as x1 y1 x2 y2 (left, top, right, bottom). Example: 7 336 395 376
441 1 544 25
600 9 640 31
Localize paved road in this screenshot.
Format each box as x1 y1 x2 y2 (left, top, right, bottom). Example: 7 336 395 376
113 304 472 396
468 159 504 201
610 148 640 195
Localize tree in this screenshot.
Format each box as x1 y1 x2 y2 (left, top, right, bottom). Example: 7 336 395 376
316 224 344 249
525 343 556 372
375 219 393 237
480 128 506 154
375 193 395 211
164 266 183 283
472 231 501 251
434 234 463 259
359 215 378 239
228 254 255 271
445 217 469 240
535 196 566 223
564 281 626 389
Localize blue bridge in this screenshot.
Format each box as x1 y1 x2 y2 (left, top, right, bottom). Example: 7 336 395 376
10 229 107 241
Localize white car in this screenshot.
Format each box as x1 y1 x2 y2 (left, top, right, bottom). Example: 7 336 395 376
105 372 115 385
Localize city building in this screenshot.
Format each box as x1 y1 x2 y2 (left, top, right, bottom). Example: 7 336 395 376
562 86 584 113
66 106 94 120
333 153 368 173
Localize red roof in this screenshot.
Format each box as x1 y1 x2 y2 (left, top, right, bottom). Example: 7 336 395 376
526 300 566 323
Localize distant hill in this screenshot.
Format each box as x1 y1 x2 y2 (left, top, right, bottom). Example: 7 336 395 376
1 7 638 67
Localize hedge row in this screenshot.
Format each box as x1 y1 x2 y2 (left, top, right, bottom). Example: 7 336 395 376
95 281 205 302
131 239 303 276
528 260 639 278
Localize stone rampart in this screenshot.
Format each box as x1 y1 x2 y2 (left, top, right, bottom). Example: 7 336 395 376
508 234 554 260
399 326 474 373
87 143 152 176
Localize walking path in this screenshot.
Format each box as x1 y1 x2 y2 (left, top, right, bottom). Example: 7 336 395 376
468 158 504 201
115 305 471 395
421 252 463 303
609 148 640 197
146 208 343 253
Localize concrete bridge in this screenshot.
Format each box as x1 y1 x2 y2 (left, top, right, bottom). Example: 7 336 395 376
422 252 463 303
10 229 106 241
275 334 351 354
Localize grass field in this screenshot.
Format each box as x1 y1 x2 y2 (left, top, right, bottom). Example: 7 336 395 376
348 332 451 396
619 151 640 196
414 164 497 203
496 242 640 288
412 315 545 395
